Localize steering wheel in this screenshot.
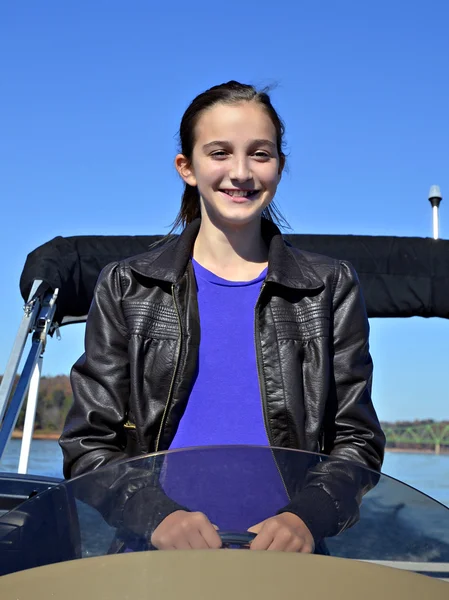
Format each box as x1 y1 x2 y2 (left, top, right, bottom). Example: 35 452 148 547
110 530 257 553
218 531 257 549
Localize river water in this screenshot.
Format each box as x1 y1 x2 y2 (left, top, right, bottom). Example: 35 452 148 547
1 439 449 507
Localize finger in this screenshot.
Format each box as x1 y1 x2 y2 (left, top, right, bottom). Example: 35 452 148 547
250 527 275 551
171 537 193 550
153 526 192 550
187 530 211 550
298 541 314 554
247 522 263 535
267 532 303 552
199 521 222 549
283 537 313 553
172 512 206 549
152 536 173 550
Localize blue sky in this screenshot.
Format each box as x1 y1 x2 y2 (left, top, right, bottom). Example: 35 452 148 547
1 1 448 422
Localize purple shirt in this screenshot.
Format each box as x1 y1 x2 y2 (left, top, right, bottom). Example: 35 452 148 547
170 258 270 449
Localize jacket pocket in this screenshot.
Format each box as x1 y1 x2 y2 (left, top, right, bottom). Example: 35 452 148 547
123 420 140 456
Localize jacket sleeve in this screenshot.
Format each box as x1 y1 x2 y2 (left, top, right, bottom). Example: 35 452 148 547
59 262 131 478
279 260 385 544
326 260 385 470
59 262 186 538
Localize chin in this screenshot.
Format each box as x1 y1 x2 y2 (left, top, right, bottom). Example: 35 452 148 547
213 206 265 228
200 194 272 229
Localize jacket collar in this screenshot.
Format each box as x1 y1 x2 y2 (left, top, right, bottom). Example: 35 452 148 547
128 220 201 284
128 218 324 291
262 219 324 290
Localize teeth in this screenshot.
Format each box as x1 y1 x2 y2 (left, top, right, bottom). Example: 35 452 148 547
223 190 255 197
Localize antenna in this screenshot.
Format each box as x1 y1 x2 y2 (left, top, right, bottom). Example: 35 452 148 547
428 185 442 240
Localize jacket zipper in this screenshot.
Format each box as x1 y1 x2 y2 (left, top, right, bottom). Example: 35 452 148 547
155 283 182 452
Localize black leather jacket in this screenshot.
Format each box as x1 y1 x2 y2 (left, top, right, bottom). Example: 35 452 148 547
60 219 385 544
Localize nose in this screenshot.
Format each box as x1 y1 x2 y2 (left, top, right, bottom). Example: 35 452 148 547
229 155 252 182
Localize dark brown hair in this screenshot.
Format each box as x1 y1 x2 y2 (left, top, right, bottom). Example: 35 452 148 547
171 80 289 231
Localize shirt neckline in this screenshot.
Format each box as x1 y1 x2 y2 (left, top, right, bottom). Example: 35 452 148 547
192 258 268 287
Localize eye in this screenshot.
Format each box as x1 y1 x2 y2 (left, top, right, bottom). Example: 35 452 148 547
253 151 271 160
211 150 229 159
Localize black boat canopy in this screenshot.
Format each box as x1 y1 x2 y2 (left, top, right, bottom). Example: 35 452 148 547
19 234 449 325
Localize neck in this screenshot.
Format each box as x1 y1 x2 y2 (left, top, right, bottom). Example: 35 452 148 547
192 217 268 281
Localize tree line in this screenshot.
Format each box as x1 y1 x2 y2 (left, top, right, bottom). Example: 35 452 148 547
1 374 447 436
1 374 73 433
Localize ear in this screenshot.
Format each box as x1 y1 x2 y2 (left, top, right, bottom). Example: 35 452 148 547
175 154 197 187
277 155 285 181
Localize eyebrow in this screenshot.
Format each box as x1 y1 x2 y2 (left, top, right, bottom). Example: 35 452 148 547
202 139 277 150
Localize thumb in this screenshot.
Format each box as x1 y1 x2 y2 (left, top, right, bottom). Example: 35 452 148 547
247 521 264 534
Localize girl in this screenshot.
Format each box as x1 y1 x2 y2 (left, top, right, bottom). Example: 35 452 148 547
60 81 385 553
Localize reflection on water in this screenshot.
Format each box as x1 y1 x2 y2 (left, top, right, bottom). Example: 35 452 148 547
1 439 448 507
383 452 449 507
0 439 64 478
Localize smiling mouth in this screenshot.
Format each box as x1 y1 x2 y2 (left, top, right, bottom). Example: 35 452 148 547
219 189 260 199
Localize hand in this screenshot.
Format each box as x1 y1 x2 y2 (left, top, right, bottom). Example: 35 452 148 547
248 512 315 552
151 510 222 550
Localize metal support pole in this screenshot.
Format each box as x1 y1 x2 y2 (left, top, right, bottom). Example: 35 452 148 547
18 357 43 474
0 288 58 461
428 185 442 240
432 206 439 240
0 341 43 458
0 281 44 423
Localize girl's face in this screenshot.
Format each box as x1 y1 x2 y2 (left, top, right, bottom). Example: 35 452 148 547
176 101 284 229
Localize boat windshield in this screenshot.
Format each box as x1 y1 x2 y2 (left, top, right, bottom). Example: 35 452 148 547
1 446 449 577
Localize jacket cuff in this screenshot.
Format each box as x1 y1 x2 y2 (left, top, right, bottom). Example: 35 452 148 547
122 485 189 538
277 486 340 544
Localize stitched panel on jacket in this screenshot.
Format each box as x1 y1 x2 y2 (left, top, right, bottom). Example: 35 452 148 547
122 301 179 339
272 305 330 341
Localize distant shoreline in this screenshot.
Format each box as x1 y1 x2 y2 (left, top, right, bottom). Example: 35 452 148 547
385 447 449 455
12 431 61 440
10 431 449 454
